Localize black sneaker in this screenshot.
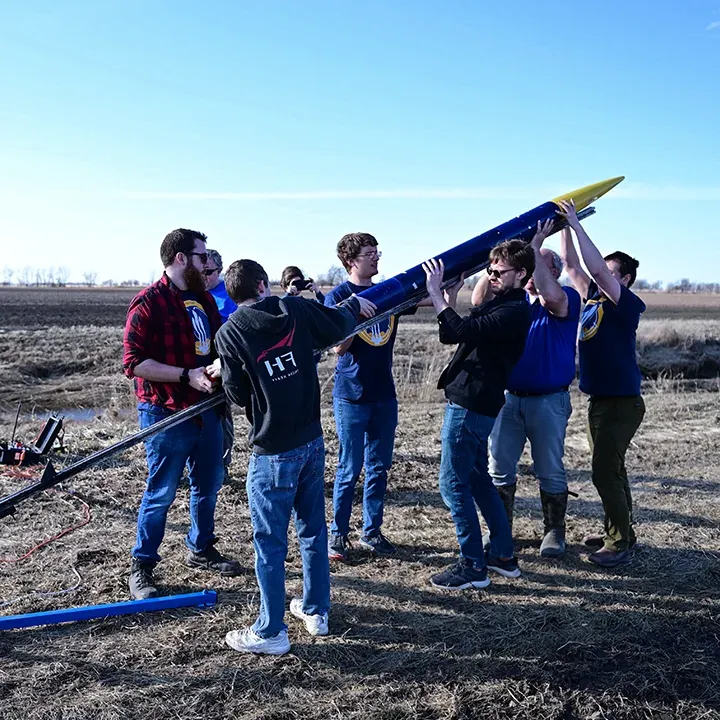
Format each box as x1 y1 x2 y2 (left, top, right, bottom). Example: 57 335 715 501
129 558 159 600
430 559 490 590
328 533 351 562
187 540 242 576
358 532 397 556
486 552 521 578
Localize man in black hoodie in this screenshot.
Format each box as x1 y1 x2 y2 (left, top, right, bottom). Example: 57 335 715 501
211 259 375 656
422 239 534 591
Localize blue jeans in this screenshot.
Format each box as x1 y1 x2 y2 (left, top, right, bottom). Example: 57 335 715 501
331 397 398 538
133 403 224 563
438 402 514 567
489 391 572 494
248 436 330 639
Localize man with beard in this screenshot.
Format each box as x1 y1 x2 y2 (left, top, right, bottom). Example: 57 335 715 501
123 228 241 600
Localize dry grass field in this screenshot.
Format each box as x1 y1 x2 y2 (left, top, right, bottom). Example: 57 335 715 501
1 287 719 720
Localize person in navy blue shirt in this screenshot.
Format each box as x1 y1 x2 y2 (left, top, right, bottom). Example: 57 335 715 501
473 220 581 559
324 232 418 561
559 200 646 569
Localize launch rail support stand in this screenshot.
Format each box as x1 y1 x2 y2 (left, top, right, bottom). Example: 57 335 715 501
0 589 218 631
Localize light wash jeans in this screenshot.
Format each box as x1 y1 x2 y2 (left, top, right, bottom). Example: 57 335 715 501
439 402 514 567
133 403 224 563
247 436 330 639
331 397 398 539
488 391 572 494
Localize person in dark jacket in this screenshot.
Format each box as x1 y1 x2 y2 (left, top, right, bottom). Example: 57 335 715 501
422 239 534 590
211 259 375 656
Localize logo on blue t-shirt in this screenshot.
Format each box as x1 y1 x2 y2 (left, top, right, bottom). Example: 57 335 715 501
357 316 396 347
580 297 606 342
183 299 212 357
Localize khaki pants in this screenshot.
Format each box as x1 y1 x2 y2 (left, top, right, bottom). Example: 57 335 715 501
587 396 645 551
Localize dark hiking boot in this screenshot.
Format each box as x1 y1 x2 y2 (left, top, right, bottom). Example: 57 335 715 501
129 558 159 600
430 559 491 590
358 532 397 556
584 534 641 551
483 483 516 550
540 490 568 558
187 540 242 576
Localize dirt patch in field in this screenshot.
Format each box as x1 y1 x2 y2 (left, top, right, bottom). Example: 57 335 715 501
2 288 720 719
1 389 719 720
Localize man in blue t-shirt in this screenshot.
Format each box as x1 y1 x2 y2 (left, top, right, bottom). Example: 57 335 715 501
206 249 238 323
559 200 646 569
324 232 417 561
473 221 581 559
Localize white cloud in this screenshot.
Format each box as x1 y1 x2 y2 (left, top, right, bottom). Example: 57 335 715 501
707 20 720 30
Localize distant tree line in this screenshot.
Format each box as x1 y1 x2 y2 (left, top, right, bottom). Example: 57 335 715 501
2 264 719 294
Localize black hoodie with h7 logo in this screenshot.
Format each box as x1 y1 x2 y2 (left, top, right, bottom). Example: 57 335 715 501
214 295 360 455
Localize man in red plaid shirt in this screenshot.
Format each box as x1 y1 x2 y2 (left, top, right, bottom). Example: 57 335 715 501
123 228 241 600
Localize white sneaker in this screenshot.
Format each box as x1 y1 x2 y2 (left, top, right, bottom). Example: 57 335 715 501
225 627 290 655
289 598 329 636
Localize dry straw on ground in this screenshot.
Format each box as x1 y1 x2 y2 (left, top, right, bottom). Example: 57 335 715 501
0 289 719 720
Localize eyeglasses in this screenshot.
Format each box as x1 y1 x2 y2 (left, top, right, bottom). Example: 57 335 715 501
486 266 516 278
203 268 220 277
357 251 382 260
186 251 208 264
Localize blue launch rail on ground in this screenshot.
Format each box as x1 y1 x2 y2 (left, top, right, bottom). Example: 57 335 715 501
0 590 218 630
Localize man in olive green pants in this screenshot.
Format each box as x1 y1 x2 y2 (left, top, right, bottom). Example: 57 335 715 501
559 199 646 568
588 396 645 552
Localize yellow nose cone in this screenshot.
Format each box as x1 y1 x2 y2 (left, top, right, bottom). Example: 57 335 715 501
552 176 625 212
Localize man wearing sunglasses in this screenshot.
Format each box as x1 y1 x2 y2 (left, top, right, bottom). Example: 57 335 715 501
422 239 534 590
123 229 241 601
205 249 238 323
204 249 239 480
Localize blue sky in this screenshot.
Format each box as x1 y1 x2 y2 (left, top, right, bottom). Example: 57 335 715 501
1 1 718 285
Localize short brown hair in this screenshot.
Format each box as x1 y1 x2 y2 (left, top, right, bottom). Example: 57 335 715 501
489 239 536 287
280 265 304 290
336 232 378 272
224 259 269 302
604 251 639 287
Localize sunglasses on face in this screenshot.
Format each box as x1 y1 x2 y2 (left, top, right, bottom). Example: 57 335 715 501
186 251 208 264
486 266 516 279
203 268 220 277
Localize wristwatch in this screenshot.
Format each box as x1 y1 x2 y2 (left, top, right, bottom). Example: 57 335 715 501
180 368 190 385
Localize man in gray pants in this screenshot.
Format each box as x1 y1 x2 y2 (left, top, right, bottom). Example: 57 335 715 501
472 221 581 557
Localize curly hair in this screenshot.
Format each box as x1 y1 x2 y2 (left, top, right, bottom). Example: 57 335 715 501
336 232 378 272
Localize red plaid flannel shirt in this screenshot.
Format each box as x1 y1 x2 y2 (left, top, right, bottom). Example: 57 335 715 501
123 273 222 411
